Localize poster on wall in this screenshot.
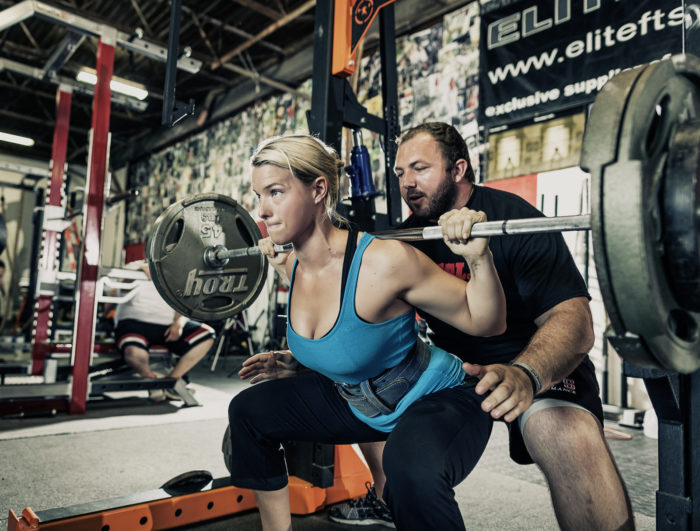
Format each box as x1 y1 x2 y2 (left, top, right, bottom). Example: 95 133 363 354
479 0 684 127
486 112 586 181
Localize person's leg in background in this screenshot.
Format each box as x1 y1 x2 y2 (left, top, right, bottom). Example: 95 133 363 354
169 337 214 379
168 321 216 379
123 344 158 378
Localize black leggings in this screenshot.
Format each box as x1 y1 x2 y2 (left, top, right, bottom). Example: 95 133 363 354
228 371 493 530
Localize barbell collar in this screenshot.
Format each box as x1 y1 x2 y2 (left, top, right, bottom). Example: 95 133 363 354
207 214 592 265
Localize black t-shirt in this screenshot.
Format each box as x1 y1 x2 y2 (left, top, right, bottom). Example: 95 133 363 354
402 185 590 365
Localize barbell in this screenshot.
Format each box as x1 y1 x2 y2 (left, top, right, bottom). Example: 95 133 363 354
147 194 591 320
147 54 700 374
203 214 591 266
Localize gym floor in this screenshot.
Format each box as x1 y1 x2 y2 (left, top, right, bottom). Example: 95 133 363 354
0 354 658 530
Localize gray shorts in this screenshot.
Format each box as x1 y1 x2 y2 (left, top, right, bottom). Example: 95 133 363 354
508 357 603 464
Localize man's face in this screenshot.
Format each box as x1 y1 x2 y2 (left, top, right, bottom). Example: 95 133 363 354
395 133 457 221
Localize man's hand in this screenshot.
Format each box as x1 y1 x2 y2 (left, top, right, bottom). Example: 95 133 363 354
164 323 184 342
438 207 490 259
463 362 534 422
238 350 299 384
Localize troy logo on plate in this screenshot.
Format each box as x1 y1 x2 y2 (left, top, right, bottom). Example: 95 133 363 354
182 268 248 297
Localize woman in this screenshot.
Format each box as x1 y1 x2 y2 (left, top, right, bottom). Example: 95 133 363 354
228 133 506 531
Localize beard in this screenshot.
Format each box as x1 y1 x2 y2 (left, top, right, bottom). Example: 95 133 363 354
413 172 458 222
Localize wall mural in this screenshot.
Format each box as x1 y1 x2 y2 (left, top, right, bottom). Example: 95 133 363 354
125 3 481 245
126 82 312 244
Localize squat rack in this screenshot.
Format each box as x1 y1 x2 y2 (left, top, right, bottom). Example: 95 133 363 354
0 0 201 415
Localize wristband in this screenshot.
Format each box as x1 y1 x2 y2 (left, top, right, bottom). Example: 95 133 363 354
510 361 543 395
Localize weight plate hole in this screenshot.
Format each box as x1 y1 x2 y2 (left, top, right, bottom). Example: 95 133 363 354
164 218 185 253
645 96 670 159
667 309 698 343
236 216 255 247
202 295 234 310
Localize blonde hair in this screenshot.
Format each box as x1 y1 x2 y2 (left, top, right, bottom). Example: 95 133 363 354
250 134 348 226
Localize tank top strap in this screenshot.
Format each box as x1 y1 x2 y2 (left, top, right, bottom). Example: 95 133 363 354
340 228 358 303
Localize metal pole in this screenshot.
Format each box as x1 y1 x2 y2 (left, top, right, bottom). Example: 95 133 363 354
70 37 113 415
32 85 72 375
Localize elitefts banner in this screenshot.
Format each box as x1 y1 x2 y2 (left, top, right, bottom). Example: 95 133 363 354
479 0 684 127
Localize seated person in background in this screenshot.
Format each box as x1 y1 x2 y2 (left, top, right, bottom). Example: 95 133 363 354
113 260 215 393
227 133 506 531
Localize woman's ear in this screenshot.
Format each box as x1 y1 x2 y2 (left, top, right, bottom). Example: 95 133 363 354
312 176 329 204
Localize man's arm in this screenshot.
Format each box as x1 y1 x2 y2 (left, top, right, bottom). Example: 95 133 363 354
514 296 594 389
463 296 594 422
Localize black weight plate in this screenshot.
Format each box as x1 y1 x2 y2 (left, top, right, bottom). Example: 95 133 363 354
584 54 700 374
663 122 700 312
582 66 647 340
147 193 268 322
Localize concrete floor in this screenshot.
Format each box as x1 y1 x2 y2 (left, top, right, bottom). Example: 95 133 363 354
0 354 659 530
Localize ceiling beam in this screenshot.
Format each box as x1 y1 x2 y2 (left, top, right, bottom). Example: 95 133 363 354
0 108 89 136
128 0 153 35
0 79 148 122
40 32 85 79
211 0 315 70
0 40 45 62
231 0 283 21
189 11 220 63
180 5 285 55
18 21 40 50
220 61 308 99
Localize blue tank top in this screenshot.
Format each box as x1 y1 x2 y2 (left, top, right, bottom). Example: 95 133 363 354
287 233 465 431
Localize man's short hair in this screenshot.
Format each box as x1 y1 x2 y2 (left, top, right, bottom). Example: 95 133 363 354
398 122 475 183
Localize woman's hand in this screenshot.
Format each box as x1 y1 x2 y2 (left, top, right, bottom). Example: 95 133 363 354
438 207 490 259
258 237 290 268
238 350 299 384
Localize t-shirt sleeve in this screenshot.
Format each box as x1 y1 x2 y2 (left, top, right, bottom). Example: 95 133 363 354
506 231 590 319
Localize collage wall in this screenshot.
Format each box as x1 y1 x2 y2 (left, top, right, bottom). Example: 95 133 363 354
125 3 481 245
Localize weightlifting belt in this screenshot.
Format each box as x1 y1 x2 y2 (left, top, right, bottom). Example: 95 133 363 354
335 338 431 418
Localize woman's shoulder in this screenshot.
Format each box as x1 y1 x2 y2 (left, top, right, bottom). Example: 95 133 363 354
362 236 423 272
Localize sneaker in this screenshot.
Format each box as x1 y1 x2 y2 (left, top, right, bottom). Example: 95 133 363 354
163 388 183 401
327 482 395 528
148 389 166 402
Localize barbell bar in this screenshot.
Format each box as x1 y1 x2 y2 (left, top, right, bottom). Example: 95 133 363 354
204 214 592 267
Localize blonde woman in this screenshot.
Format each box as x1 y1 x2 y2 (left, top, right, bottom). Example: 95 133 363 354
228 133 506 531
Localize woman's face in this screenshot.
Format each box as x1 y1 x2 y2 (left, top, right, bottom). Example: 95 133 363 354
252 163 316 244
